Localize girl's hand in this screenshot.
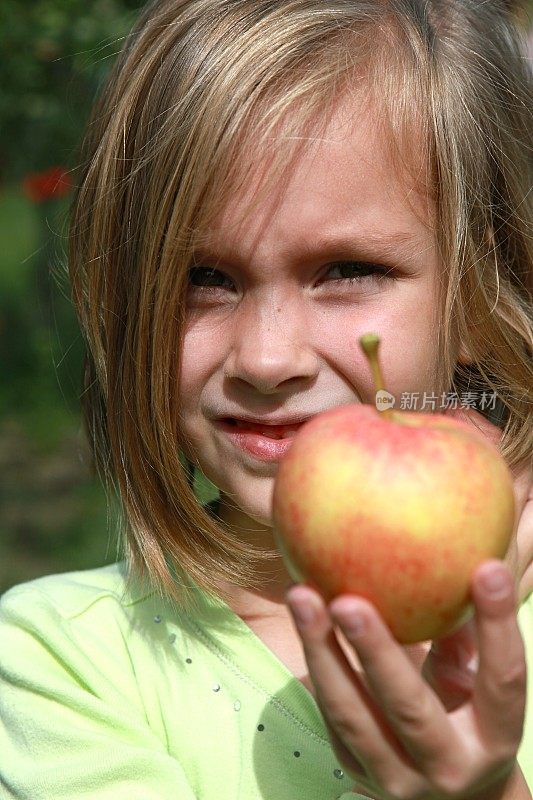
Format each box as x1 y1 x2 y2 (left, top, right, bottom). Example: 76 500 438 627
422 463 532 713
422 407 533 713
286 406 531 798
287 561 527 799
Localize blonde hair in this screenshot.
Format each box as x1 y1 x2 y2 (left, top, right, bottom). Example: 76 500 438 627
70 0 533 607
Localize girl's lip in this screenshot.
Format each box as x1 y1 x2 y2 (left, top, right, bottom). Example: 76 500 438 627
220 418 305 437
216 419 301 462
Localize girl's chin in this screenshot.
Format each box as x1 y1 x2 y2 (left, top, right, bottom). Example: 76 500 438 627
218 491 275 531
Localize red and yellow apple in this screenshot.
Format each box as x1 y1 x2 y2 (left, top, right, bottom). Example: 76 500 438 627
272 334 515 644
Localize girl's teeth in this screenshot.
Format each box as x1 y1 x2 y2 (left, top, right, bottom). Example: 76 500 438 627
233 420 302 438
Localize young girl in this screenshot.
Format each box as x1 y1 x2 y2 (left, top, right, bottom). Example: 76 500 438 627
1 0 532 797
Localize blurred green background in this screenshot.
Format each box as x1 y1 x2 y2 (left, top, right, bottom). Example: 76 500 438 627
0 0 145 593
1 1 531 594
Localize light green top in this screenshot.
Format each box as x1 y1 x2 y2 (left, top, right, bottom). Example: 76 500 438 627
0 562 531 799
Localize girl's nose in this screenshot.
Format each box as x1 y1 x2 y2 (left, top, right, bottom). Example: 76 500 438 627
223 297 319 395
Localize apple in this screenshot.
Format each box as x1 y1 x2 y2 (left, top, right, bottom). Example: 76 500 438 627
272 333 515 644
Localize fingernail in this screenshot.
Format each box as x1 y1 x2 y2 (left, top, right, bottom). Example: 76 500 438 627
331 601 368 638
478 563 510 597
287 590 316 628
340 611 367 638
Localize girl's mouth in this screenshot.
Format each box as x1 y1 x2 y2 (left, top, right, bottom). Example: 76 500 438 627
223 418 304 439
216 418 306 462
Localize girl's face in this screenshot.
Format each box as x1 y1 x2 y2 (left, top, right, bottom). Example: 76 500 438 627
179 96 447 533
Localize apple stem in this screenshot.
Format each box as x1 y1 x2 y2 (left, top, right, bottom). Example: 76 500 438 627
359 333 393 419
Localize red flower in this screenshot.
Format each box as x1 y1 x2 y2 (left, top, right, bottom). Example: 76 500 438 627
22 166 71 203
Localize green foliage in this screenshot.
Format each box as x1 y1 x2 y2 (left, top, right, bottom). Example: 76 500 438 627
0 0 145 592
0 0 143 181
0 185 117 594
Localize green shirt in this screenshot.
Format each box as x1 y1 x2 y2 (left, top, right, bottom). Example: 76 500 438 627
0 562 531 799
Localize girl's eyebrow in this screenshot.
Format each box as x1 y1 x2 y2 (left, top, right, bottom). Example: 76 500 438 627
291 230 430 263
193 229 430 266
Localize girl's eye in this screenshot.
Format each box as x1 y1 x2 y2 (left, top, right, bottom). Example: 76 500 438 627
187 261 392 296
323 261 390 283
188 266 234 290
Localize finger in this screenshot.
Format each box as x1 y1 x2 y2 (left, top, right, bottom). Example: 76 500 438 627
286 585 412 781
471 560 527 751
329 594 461 774
422 619 478 711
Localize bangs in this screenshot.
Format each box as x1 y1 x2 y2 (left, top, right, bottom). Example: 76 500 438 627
172 26 436 260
